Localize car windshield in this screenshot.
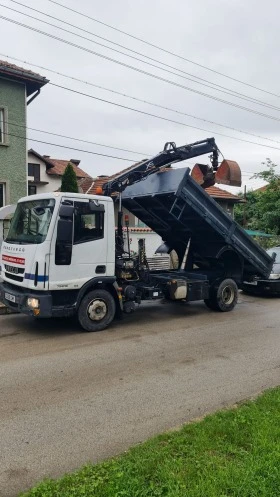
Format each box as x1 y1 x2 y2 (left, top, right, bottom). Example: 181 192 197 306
6 199 55 245
267 247 280 263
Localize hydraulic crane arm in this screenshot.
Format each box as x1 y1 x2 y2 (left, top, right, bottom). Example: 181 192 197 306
103 137 220 196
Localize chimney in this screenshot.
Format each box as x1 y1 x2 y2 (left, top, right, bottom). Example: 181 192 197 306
43 155 50 158
70 159 80 166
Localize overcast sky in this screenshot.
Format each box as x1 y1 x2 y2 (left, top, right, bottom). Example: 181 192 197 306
1 0 280 192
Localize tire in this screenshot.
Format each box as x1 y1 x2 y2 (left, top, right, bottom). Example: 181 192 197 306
78 289 116 332
204 278 238 312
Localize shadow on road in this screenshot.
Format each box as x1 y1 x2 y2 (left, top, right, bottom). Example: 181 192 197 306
1 299 210 339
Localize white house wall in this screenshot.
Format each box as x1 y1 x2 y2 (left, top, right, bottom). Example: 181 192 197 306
124 231 163 258
28 153 61 193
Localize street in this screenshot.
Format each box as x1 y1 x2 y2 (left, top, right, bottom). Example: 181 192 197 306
1 294 280 497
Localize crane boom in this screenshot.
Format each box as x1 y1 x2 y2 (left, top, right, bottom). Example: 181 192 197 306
103 137 219 196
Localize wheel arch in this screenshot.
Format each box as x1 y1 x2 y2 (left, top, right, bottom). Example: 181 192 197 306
216 247 244 284
76 277 122 315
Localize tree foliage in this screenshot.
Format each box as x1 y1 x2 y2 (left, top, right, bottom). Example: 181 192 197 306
252 158 280 183
61 163 79 193
234 158 280 237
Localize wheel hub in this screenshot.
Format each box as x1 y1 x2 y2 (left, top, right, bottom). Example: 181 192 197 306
87 299 107 321
221 286 234 305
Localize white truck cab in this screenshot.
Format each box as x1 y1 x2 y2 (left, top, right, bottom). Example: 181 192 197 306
0 192 117 328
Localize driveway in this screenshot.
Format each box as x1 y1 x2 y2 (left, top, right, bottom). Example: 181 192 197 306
1 294 280 496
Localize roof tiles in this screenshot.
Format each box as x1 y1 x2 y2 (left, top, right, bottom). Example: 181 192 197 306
0 59 49 95
46 159 91 178
0 59 44 79
205 185 240 201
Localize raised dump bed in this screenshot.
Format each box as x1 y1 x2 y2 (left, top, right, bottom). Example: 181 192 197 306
122 167 273 280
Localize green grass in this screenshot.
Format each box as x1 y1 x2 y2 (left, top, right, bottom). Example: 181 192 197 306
21 388 280 497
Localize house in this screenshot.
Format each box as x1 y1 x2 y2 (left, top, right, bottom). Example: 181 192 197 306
27 149 92 195
0 60 49 207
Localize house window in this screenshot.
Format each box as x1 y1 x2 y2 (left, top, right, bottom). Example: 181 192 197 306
28 163 40 182
74 201 104 244
28 185 37 196
0 183 5 207
0 108 7 144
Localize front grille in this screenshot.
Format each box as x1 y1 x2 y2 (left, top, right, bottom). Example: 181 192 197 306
4 272 24 282
4 265 25 275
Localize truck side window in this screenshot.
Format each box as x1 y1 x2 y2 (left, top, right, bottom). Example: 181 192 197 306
74 202 104 244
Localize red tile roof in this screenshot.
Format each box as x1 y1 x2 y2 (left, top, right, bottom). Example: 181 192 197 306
205 185 240 201
78 176 95 193
87 161 147 194
46 158 90 178
29 149 93 182
87 176 110 195
128 227 153 232
0 59 49 95
254 185 268 193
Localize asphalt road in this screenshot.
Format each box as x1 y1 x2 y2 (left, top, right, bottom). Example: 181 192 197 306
1 294 280 497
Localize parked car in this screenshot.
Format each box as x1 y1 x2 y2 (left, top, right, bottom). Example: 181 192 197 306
242 246 280 295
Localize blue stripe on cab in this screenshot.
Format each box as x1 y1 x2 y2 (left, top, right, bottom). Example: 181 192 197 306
25 273 49 282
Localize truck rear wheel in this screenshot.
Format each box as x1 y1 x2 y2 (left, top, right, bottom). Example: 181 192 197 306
78 289 116 332
204 278 238 312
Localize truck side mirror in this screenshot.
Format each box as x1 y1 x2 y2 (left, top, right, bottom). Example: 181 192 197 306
59 204 74 218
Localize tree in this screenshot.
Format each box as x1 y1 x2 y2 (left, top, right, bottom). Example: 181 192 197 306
252 158 280 184
234 158 280 236
234 190 259 228
61 163 79 193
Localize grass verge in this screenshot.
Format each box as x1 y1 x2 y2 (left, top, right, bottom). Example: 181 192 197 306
21 388 280 497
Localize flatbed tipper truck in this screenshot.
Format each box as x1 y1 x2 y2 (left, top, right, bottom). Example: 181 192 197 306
0 138 274 331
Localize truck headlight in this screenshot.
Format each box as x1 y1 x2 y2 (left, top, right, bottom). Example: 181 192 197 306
269 274 280 280
27 297 39 309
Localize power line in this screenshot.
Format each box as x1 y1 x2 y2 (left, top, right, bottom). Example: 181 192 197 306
46 0 280 100
3 14 280 123
4 5 278 112
5 131 136 161
3 53 280 148
49 82 280 152
6 128 279 179
5 0 280 112
7 131 276 180
5 120 148 156
7 120 278 171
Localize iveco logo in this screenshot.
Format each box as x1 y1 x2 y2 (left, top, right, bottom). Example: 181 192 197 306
5 265 19 274
3 245 25 252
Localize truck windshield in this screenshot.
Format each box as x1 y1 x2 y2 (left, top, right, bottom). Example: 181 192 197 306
6 199 55 245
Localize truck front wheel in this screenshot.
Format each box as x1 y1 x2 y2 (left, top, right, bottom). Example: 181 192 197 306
78 289 116 332
204 278 238 312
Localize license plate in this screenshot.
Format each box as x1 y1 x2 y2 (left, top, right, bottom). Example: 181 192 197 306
5 292 16 303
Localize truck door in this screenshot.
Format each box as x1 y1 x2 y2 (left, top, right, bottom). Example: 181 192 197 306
48 199 109 290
